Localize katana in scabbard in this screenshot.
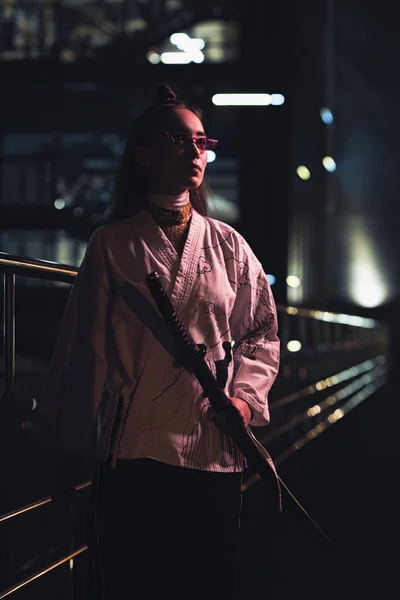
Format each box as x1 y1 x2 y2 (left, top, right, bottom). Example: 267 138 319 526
146 270 281 507
146 270 334 545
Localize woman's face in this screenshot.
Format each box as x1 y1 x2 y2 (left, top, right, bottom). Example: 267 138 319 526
141 108 210 195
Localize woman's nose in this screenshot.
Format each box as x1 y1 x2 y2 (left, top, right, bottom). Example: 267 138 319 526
187 138 201 157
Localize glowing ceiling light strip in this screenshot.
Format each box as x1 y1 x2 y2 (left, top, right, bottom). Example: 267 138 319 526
212 94 272 106
168 32 205 63
160 52 192 64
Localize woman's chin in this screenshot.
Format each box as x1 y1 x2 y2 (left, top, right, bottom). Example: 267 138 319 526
185 174 204 188
158 174 203 192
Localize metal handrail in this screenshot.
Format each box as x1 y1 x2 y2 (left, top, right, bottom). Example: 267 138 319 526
0 481 92 524
277 304 380 329
0 250 386 407
0 252 77 283
2 273 15 406
0 250 390 597
0 353 386 525
0 361 388 596
0 545 87 600
0 252 77 406
0 251 385 323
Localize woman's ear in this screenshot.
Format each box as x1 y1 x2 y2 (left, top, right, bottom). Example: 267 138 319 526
133 145 151 167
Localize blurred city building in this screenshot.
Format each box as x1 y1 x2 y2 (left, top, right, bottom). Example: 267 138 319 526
1 0 400 367
1 5 400 599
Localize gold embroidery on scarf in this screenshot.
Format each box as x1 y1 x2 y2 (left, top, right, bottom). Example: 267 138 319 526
147 202 192 255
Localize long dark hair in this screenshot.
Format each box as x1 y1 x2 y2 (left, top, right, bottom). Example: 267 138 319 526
104 84 209 223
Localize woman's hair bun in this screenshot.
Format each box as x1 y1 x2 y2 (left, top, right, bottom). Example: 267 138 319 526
154 84 178 105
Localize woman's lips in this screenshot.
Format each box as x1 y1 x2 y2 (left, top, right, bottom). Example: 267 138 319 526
186 164 202 172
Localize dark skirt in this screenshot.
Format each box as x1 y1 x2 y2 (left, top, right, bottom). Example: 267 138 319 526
87 458 243 600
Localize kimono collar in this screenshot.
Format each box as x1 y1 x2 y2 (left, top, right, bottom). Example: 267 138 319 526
147 190 190 210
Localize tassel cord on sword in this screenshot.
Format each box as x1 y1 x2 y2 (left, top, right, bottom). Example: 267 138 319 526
243 426 333 546
242 470 332 546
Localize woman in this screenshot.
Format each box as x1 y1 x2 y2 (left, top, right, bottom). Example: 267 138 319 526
36 85 280 599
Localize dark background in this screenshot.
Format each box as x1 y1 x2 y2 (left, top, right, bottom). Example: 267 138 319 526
2 1 400 365
1 1 400 598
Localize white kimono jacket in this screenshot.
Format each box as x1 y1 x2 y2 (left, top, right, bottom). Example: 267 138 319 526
36 208 280 474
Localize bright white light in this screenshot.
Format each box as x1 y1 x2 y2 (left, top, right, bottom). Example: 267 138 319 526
206 150 216 163
270 93 285 105
54 198 65 210
296 165 311 180
192 38 205 50
323 156 336 172
169 33 204 63
160 52 192 64
212 94 272 106
267 274 276 285
350 266 386 308
349 224 387 308
170 33 190 46
287 340 302 352
286 275 301 288
320 107 334 125
147 51 161 64
170 33 205 50
191 51 205 64
321 311 335 322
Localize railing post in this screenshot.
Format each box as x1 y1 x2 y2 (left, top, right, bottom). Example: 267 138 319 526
1 272 16 406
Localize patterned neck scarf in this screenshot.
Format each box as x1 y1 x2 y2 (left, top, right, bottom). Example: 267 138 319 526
146 199 192 255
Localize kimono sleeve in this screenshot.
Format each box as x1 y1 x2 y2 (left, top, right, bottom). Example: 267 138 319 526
34 229 109 456
230 259 280 427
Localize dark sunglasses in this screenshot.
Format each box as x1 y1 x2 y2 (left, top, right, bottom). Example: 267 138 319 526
164 131 219 151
